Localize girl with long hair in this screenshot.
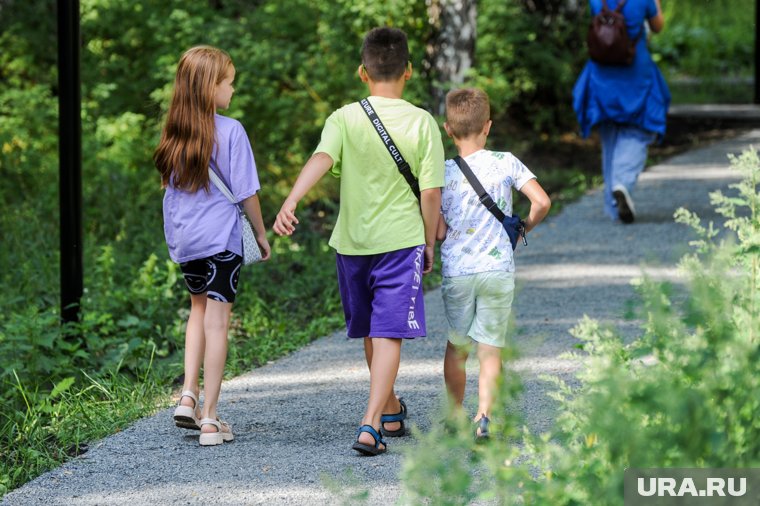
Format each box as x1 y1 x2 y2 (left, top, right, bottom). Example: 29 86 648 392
155 46 270 446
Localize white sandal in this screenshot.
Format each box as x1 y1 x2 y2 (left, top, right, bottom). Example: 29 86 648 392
198 418 234 446
173 390 201 430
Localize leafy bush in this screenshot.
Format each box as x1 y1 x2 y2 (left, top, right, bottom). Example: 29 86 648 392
651 0 754 79
402 147 760 504
472 0 588 137
0 0 753 495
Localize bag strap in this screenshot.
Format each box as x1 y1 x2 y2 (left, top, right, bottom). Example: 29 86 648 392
598 0 641 45
359 98 421 200
208 168 245 216
453 155 506 223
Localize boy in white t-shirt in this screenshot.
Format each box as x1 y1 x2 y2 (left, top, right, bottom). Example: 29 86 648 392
437 88 551 438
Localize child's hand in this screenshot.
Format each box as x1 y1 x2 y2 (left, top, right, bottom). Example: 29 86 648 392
256 234 272 261
273 200 299 236
422 245 435 275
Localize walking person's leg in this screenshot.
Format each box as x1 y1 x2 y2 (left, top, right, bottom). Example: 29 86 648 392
475 343 502 428
610 125 656 223
363 339 403 432
200 298 232 423
599 121 619 220
355 338 402 451
470 271 514 438
198 298 235 445
174 258 212 429
176 294 206 418
193 252 240 445
442 274 477 408
443 341 469 406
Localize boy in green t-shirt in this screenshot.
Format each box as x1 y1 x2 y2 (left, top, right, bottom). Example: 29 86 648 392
273 27 444 456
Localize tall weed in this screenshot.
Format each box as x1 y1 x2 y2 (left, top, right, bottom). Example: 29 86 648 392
402 148 760 504
0 366 169 497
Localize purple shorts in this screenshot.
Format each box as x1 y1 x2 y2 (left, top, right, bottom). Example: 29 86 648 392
336 245 426 339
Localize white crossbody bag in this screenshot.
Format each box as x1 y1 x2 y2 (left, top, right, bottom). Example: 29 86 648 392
207 168 262 265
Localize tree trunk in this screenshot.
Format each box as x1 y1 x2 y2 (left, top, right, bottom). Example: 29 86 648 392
426 0 478 116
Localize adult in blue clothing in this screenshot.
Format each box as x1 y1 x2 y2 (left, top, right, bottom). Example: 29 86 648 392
573 0 669 223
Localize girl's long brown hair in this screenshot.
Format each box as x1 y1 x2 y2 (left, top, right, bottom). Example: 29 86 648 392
154 46 232 192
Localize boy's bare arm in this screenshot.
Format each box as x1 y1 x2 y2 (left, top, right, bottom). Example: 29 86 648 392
519 179 551 233
241 193 272 260
436 213 447 241
273 152 334 236
420 187 442 274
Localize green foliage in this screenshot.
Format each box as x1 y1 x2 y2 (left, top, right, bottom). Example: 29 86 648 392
471 0 588 136
402 148 760 504
401 370 527 505
650 0 754 104
0 0 752 496
652 0 754 78
0 367 169 498
1 0 427 492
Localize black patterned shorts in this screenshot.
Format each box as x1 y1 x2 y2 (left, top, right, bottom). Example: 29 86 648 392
179 251 242 303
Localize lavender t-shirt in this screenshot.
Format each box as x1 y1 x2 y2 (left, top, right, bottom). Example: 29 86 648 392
163 114 260 263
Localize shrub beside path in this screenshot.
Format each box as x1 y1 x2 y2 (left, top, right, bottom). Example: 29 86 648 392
4 130 757 506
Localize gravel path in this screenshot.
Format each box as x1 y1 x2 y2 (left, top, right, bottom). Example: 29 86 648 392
4 130 756 506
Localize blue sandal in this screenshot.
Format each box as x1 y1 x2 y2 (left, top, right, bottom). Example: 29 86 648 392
476 415 490 440
380 398 407 437
352 425 387 456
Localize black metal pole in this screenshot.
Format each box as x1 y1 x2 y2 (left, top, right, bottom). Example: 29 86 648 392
756 0 760 103
58 0 83 324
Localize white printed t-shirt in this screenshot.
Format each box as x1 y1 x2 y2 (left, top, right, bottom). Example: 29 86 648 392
440 149 536 278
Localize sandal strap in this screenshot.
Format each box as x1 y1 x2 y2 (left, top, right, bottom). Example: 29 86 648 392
356 424 386 448
179 390 199 409
199 418 221 431
478 415 490 436
380 398 407 423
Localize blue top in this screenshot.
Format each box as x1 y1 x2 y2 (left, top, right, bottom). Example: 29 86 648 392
573 0 671 138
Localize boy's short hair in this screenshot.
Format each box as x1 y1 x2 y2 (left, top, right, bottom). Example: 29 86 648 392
361 27 409 82
445 88 491 139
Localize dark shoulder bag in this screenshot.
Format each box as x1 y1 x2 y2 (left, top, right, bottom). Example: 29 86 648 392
359 98 420 200
453 155 527 251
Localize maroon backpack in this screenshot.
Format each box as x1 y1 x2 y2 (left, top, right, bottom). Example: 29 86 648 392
587 0 640 65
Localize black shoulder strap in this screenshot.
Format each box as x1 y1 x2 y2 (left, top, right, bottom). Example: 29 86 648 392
453 155 506 223
359 98 420 200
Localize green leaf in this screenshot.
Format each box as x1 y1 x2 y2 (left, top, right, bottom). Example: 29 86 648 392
49 377 75 399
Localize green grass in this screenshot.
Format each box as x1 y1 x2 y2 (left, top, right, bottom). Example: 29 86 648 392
0 366 170 497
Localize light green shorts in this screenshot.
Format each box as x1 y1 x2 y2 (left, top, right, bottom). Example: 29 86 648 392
441 271 515 348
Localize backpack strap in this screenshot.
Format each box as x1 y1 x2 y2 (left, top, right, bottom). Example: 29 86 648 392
599 0 641 46
453 155 506 223
359 98 420 201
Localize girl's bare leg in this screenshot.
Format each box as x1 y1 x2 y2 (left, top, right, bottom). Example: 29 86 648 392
179 294 207 411
200 298 233 432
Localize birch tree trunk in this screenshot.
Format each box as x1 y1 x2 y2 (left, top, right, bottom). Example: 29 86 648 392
426 0 478 116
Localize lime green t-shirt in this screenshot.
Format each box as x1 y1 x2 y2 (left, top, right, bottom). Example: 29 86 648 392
315 96 445 255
